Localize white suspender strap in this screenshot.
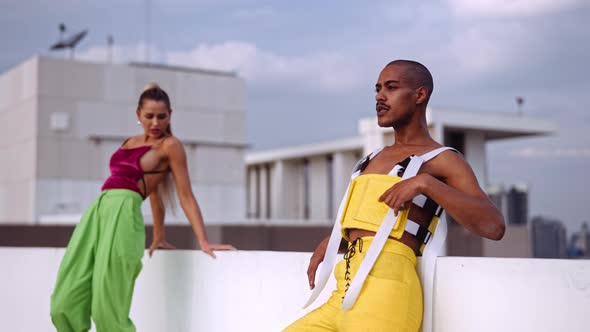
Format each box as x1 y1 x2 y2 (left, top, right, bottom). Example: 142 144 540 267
304 146 455 314
341 154 425 309
342 146 456 312
303 148 383 309
420 212 448 332
404 147 457 237
405 218 421 235
416 147 456 332
302 182 350 308
420 146 456 163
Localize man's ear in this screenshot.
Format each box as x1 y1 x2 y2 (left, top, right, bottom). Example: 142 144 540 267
415 86 429 105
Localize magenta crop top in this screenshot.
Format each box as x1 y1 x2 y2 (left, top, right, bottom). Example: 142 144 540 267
101 145 166 198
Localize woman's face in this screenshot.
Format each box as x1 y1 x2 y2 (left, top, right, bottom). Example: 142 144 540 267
137 99 170 139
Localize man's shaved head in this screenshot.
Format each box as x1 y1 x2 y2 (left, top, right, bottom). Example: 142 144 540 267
386 60 434 102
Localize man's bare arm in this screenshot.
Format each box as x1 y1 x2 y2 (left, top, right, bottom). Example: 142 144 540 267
379 151 505 240
421 151 505 240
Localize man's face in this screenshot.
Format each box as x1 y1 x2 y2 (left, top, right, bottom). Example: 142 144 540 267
374 64 417 128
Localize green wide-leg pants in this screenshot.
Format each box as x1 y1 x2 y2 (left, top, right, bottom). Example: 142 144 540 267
50 189 145 332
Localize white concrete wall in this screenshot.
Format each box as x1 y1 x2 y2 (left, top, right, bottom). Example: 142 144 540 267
267 159 305 219
308 156 329 221
36 179 102 215
332 151 360 217
253 154 344 222
359 117 387 154
259 164 270 219
269 161 285 219
0 57 38 223
464 130 487 186
434 257 590 331
247 167 258 218
35 141 247 223
188 145 245 222
1 248 589 332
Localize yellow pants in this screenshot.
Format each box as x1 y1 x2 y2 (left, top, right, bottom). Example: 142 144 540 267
284 237 422 332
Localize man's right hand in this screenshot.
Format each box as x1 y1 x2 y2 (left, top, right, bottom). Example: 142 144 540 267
307 238 329 289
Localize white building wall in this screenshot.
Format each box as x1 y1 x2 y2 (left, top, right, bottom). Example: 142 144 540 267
247 167 258 218
245 110 554 229
269 160 285 219
464 130 487 186
359 117 387 154
332 151 360 217
0 57 38 223
187 145 245 222
267 159 306 220
259 164 270 219
284 160 305 219
2 248 589 332
308 156 329 221
15 56 248 224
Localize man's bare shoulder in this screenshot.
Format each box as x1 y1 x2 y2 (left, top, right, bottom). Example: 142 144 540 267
433 148 465 163
423 148 471 180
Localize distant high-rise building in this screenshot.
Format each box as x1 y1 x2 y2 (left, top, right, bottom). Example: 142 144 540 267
568 222 590 258
487 185 506 216
531 216 567 258
507 184 528 225
486 184 528 225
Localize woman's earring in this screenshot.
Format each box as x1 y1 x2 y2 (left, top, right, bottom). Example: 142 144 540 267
137 120 141 126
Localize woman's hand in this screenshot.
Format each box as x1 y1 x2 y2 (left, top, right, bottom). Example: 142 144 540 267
200 241 237 259
148 239 176 257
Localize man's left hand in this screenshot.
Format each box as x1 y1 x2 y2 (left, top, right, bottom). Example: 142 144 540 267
378 174 429 214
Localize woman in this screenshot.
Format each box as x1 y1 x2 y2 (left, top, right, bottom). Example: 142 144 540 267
50 83 235 332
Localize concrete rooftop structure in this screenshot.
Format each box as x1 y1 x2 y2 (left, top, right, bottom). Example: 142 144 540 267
246 109 555 223
0 56 247 225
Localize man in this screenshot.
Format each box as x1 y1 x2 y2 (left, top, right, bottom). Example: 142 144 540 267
284 60 505 332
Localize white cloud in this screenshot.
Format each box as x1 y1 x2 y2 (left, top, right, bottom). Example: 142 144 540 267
76 43 162 64
231 7 275 19
75 40 365 93
510 147 590 158
449 0 585 17
423 23 528 86
445 27 509 74
166 41 364 92
380 2 533 82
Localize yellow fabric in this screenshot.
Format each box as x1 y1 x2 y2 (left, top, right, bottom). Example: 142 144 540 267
340 174 410 241
284 237 423 332
419 215 439 253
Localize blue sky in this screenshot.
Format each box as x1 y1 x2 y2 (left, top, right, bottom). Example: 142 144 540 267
1 0 589 235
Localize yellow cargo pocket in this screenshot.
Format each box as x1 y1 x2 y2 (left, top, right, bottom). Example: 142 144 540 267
351 177 409 236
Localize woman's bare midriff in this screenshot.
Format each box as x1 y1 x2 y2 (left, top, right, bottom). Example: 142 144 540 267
348 228 421 255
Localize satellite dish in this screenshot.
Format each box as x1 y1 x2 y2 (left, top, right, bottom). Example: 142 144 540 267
49 23 88 58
